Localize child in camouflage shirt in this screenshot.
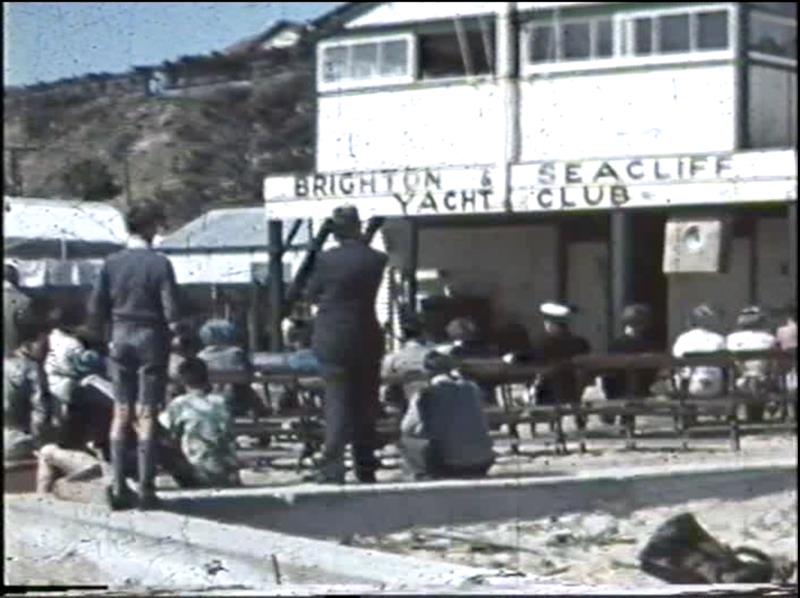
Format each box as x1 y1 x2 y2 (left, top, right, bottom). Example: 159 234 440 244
4 326 51 461
158 357 241 487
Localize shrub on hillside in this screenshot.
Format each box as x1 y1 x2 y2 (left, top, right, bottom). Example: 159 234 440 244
60 158 122 201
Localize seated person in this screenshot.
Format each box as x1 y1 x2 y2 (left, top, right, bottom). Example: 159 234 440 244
197 318 261 418
398 352 494 480
167 326 203 401
37 363 139 499
158 357 241 488
504 302 591 430
776 306 797 396
495 321 532 356
44 304 88 427
4 323 52 462
445 317 497 407
672 304 726 398
601 304 662 427
37 358 240 499
726 306 778 421
381 308 437 416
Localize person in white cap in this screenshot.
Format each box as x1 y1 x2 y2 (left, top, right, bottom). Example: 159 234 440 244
504 302 591 429
671 304 726 399
726 305 778 422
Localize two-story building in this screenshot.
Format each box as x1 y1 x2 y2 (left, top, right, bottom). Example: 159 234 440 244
264 2 797 351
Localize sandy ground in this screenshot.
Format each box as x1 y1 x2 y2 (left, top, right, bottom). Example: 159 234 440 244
5 423 797 591
5 533 111 588
236 428 798 588
347 489 798 587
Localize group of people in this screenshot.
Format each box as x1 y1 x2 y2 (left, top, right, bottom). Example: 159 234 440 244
381 292 796 457
5 198 797 503
672 302 796 421
4 202 244 510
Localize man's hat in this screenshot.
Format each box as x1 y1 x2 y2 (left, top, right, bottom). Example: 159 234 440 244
331 205 361 231
690 303 720 327
736 305 766 328
621 303 652 326
540 302 574 321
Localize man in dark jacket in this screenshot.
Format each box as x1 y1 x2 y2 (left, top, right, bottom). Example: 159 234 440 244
504 302 591 429
304 205 388 484
601 304 662 427
88 201 181 510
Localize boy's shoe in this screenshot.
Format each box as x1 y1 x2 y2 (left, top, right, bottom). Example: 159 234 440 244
137 489 162 511
105 485 137 511
355 470 377 484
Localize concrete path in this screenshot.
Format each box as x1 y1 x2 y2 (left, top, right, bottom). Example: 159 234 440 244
5 494 794 595
161 458 797 538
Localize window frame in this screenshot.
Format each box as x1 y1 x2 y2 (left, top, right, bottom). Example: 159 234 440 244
317 33 416 92
521 4 736 77
747 9 797 67
416 22 497 81
621 5 735 59
521 14 618 73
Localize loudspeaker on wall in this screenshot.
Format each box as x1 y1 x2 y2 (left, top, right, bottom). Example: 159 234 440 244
663 217 731 273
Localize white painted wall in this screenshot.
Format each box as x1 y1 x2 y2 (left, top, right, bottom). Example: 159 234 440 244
748 65 798 149
519 64 737 160
416 224 558 338
317 83 502 172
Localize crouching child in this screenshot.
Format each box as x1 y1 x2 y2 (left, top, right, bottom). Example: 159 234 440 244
158 357 241 488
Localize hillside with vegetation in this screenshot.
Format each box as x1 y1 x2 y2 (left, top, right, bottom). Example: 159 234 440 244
3 49 314 229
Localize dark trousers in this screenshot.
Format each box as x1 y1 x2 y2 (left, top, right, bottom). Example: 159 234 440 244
319 359 381 479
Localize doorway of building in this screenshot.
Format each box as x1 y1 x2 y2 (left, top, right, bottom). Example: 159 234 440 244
630 211 668 349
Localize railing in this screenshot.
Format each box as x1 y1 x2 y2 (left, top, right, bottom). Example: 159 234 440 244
208 348 796 458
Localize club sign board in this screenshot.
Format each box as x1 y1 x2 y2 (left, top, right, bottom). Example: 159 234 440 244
265 165 503 219
264 150 797 219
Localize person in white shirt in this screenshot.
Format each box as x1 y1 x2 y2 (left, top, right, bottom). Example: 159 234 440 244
672 304 726 398
776 306 797 396
44 304 88 429
726 305 777 421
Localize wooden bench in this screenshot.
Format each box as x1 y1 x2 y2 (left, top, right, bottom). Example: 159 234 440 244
219 349 796 457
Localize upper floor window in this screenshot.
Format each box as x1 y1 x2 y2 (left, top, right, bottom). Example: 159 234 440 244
418 18 495 79
319 34 414 90
527 16 613 64
523 5 732 75
624 8 730 57
748 10 797 61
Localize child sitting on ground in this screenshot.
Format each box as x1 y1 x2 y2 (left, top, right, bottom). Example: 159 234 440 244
158 357 241 488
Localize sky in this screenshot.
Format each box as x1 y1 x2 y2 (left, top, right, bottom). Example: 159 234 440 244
3 2 343 87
